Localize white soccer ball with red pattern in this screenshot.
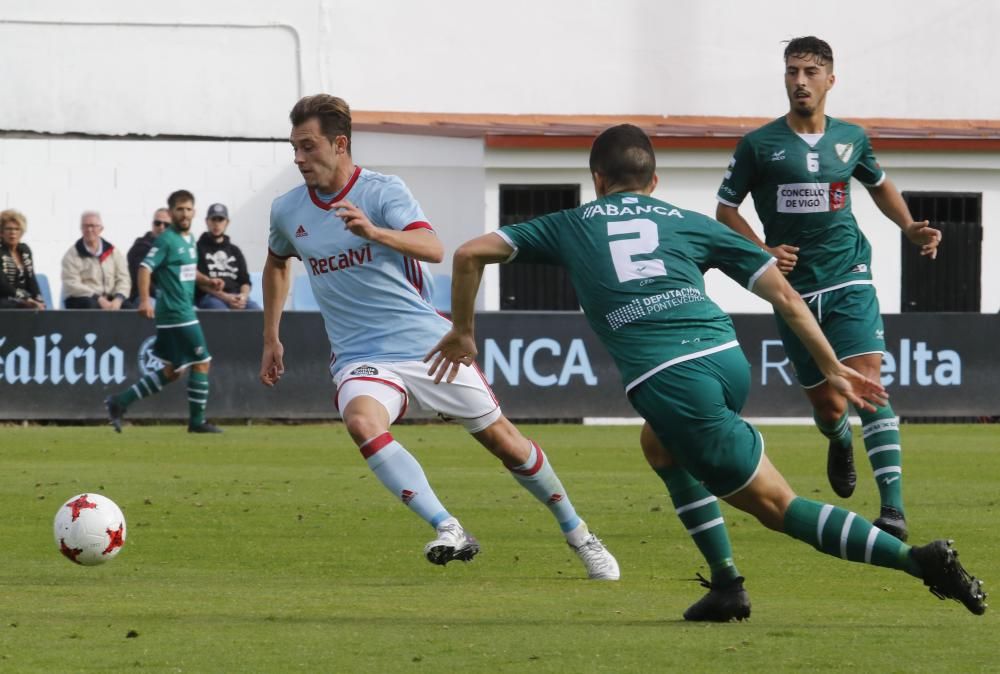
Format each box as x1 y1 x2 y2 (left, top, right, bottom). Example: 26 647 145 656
53 493 127 566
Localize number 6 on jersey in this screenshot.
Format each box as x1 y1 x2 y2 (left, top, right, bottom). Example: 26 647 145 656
608 219 666 283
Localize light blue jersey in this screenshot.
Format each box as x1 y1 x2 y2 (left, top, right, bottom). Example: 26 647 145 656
268 167 448 369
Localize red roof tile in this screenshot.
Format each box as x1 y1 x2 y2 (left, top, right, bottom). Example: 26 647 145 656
352 111 1000 151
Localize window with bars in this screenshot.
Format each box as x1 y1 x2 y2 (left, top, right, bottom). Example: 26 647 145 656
498 185 580 311
900 191 982 312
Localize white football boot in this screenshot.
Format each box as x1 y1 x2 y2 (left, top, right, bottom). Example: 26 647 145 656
424 518 480 566
570 533 620 580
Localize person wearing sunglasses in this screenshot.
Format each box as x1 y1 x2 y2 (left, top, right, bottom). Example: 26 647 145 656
124 208 170 309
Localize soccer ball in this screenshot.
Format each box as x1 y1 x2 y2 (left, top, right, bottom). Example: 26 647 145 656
53 493 127 566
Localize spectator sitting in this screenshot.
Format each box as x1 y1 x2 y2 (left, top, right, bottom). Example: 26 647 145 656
61 210 131 309
0 209 46 310
123 207 170 308
196 203 259 310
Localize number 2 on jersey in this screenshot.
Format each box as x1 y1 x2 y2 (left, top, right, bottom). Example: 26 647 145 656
607 219 666 283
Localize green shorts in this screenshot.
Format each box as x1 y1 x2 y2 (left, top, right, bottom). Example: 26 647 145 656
153 322 212 370
628 346 764 497
775 283 885 389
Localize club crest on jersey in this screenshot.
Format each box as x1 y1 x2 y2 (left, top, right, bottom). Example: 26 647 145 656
835 143 854 163
830 184 848 210
295 225 308 238
777 182 847 213
349 365 379 377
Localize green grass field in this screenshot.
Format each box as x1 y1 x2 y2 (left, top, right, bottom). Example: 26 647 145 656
1 423 996 673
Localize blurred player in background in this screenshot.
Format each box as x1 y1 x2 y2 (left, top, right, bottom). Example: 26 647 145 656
428 124 985 620
106 190 225 434
258 94 619 578
706 36 942 540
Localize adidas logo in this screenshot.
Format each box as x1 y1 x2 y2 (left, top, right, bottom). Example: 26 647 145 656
295 225 308 238
401 489 416 504
546 493 564 505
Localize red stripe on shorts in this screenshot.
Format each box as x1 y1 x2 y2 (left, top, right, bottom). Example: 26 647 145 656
472 362 500 407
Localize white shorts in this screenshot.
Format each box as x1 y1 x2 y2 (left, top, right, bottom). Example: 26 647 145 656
332 360 502 433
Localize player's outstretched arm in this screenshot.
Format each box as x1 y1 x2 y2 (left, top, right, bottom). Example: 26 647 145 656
751 265 887 411
260 253 291 387
425 233 514 384
717 203 799 274
866 178 942 259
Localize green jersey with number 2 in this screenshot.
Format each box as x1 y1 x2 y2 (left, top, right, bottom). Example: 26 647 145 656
497 193 775 393
717 116 885 296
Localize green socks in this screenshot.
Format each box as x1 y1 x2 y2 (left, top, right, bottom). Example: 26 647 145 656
115 369 166 408
187 370 210 426
859 405 904 512
815 411 852 450
113 368 212 428
783 496 920 577
655 465 741 585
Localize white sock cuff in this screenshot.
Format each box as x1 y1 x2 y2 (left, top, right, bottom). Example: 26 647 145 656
508 441 542 476
565 521 590 547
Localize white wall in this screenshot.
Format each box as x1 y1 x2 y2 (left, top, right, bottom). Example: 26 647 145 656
2 1 997 310
484 147 1000 313
0 132 483 304
8 132 996 312
1 0 998 138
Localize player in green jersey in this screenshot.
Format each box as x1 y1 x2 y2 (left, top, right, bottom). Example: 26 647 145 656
700 36 943 542
106 190 226 433
426 124 985 621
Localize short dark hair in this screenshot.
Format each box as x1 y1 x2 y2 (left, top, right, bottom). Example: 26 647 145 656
784 36 834 69
589 124 656 192
290 94 352 151
168 190 195 208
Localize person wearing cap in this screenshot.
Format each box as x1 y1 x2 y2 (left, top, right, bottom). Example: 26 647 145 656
195 202 259 310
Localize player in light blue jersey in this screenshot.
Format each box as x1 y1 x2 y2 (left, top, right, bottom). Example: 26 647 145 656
259 94 618 578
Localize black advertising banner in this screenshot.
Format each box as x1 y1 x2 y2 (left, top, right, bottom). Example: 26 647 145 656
0 311 997 420
0 311 333 421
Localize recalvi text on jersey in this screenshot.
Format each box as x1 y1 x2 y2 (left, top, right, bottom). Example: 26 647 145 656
308 245 373 276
